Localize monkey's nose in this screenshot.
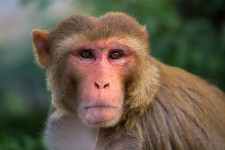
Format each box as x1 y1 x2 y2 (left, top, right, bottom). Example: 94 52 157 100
95 82 110 89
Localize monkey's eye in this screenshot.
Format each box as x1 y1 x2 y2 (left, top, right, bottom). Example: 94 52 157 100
109 51 123 59
79 50 94 59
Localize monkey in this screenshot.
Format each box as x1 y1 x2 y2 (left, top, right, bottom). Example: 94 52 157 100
31 12 225 150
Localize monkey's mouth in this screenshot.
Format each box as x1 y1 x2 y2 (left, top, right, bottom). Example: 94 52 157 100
80 102 119 110
79 101 121 124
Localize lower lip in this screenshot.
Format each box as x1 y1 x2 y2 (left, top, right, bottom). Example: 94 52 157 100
82 106 119 123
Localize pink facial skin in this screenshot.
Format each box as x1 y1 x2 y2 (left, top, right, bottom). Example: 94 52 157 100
69 38 134 127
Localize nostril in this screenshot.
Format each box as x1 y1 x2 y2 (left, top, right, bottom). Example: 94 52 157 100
103 83 109 88
95 82 100 89
95 82 109 89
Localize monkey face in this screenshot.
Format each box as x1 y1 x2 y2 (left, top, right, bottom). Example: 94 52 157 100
60 38 135 128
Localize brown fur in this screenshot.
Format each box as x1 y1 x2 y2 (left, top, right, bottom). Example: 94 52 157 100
32 12 225 150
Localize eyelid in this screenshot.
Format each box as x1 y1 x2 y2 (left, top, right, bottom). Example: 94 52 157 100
110 49 124 54
79 48 93 53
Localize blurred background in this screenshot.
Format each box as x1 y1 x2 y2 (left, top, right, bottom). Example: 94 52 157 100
0 0 224 149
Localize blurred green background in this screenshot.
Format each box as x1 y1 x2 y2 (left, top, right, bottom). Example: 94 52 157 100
0 0 224 149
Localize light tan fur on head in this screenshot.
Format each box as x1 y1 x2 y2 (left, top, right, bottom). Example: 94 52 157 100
32 12 160 126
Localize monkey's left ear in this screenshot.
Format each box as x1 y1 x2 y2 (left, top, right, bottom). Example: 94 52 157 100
32 29 49 68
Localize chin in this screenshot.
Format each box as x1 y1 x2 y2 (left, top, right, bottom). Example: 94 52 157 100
79 106 123 128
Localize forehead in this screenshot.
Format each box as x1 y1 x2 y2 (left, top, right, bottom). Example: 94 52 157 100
58 36 141 52
86 38 131 49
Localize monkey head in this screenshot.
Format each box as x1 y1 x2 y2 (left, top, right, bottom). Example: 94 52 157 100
32 12 159 128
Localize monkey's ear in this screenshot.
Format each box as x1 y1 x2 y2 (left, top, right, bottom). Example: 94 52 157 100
32 29 49 68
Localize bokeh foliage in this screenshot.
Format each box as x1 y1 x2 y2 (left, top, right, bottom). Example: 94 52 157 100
0 0 224 149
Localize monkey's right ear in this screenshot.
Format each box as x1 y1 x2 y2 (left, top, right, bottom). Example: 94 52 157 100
32 29 49 68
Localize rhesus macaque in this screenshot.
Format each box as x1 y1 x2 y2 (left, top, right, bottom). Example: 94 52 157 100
32 12 225 150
